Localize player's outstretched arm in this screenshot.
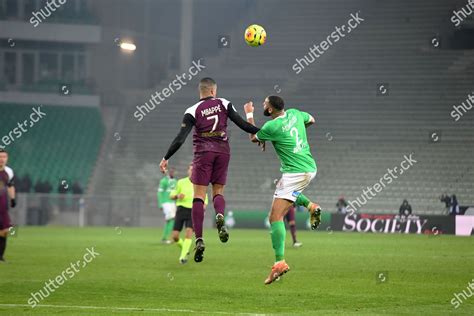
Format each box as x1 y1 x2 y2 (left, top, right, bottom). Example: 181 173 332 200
244 102 265 151
160 114 195 173
227 103 260 135
243 102 258 143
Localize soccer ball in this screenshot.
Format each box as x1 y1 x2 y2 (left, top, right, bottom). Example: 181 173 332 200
244 24 266 47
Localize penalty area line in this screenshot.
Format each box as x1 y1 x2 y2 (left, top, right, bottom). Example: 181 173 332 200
0 303 268 315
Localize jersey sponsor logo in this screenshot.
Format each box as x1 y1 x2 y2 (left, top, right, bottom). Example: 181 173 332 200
201 131 225 137
201 105 222 117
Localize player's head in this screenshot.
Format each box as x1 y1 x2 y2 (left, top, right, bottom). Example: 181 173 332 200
187 163 193 178
263 95 285 117
199 77 217 98
0 149 8 168
168 167 175 178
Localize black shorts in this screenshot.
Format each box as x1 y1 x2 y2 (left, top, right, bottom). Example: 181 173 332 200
173 206 193 231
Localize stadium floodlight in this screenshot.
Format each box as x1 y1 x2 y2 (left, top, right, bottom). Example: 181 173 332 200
120 42 136 51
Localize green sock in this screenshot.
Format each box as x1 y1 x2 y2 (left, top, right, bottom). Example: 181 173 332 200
270 221 286 262
180 238 192 260
162 220 174 240
295 193 311 208
167 220 175 238
176 238 183 249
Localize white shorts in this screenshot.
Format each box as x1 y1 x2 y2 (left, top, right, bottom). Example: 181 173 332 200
162 202 177 220
274 172 317 202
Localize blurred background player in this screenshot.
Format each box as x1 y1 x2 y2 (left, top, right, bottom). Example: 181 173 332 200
399 199 413 216
244 96 322 284
0 149 16 262
159 77 260 263
336 196 348 213
285 206 302 247
170 163 208 264
158 167 177 244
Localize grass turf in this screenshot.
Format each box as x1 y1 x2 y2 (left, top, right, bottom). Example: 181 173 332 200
0 227 473 315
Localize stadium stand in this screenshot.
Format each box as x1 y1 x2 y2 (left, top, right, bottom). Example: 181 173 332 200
92 0 474 215
0 103 104 191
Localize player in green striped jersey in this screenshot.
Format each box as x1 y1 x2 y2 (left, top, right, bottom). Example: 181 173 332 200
158 168 177 244
244 96 322 285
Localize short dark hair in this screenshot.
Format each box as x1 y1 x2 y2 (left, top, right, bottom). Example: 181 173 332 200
268 95 284 111
0 149 7 154
199 77 217 91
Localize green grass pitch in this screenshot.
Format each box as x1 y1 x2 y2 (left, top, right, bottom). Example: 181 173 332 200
0 227 473 315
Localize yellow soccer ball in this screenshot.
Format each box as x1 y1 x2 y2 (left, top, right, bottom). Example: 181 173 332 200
244 24 266 47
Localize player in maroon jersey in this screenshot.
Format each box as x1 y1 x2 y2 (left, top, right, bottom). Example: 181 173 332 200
285 206 302 247
159 77 260 262
0 149 16 262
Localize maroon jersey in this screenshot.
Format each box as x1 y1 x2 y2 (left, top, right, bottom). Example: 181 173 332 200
0 166 14 221
185 97 233 154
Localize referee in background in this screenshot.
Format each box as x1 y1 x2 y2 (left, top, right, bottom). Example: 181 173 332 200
0 149 16 262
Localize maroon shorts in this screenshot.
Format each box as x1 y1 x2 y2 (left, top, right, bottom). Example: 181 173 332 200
285 206 296 222
191 151 230 186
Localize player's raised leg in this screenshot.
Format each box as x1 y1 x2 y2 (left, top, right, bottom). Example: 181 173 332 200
294 193 322 230
212 183 229 243
265 198 293 285
192 184 207 262
210 152 230 243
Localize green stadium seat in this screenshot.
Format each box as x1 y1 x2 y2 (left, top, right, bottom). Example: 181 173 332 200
0 103 104 192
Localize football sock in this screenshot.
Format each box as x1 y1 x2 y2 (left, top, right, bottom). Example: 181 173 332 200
161 221 168 240
295 193 311 208
271 221 286 262
290 224 297 243
192 198 205 239
176 238 183 248
180 238 192 260
213 194 225 216
162 220 174 240
0 236 6 260
167 220 175 237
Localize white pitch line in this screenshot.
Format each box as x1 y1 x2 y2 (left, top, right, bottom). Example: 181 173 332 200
0 303 267 315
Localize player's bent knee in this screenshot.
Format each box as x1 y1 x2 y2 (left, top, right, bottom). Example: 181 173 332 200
193 197 205 203
185 228 193 238
269 212 285 223
212 184 225 196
